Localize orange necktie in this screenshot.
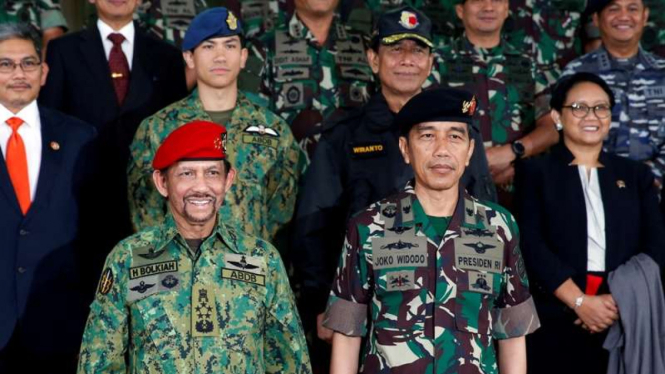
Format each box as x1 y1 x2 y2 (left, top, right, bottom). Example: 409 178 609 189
5 117 30 214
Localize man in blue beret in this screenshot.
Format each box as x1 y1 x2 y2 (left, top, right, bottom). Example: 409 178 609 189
323 87 539 374
128 8 306 256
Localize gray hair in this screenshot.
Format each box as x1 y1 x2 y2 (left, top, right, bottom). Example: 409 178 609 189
0 23 43 58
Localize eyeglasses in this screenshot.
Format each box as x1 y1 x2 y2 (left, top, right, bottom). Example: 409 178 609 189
562 103 612 119
0 58 41 74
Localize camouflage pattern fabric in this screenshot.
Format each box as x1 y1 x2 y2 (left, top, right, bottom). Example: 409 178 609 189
434 36 551 147
323 182 539 374
258 12 375 158
504 0 587 82
127 90 306 243
643 0 665 58
0 0 67 31
217 0 290 39
562 46 665 183
135 0 207 48
77 213 312 374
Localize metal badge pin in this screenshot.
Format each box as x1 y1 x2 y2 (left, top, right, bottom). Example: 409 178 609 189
617 180 626 189
50 141 60 151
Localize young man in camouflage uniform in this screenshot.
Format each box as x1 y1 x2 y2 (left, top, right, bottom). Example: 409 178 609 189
1 0 67 56
128 8 305 247
435 0 558 199
324 88 539 374
78 121 311 374
563 0 665 184
258 0 375 157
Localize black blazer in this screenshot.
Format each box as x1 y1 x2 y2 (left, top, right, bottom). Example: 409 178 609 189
38 23 188 249
514 143 665 311
0 107 96 354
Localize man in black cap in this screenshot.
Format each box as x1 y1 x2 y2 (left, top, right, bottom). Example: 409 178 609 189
292 7 495 360
322 87 539 374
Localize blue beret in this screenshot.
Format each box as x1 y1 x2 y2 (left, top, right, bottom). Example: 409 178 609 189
396 88 477 136
182 7 244 51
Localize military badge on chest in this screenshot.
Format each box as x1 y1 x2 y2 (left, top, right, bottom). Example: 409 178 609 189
221 254 266 286
243 123 280 148
127 246 181 302
192 284 219 337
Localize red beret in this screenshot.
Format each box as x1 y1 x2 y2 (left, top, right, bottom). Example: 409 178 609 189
152 120 227 170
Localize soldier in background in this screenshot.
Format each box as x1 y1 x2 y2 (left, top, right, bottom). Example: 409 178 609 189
128 8 305 250
323 87 539 374
1 0 67 57
78 121 311 373
641 0 664 57
258 0 375 158
563 0 665 184
436 0 558 206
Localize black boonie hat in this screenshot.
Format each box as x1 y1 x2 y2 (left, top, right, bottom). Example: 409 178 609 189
372 6 433 48
396 88 477 136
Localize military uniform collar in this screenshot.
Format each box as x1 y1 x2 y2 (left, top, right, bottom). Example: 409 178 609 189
598 45 657 70
365 92 398 132
155 211 241 255
289 11 344 44
459 34 506 58
179 89 257 126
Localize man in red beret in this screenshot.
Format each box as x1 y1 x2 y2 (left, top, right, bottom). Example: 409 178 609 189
77 121 312 373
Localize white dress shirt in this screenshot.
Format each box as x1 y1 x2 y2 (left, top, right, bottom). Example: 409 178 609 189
0 101 42 201
578 165 606 272
97 19 135 70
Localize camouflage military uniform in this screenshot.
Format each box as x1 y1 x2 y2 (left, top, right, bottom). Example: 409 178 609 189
77 213 312 374
504 0 587 85
323 182 539 373
259 12 375 157
435 36 551 147
128 90 306 242
342 0 462 47
562 46 665 182
643 0 665 58
135 0 207 48
0 0 67 31
214 0 289 39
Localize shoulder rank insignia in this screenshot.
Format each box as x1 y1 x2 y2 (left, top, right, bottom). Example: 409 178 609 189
463 241 496 254
244 124 280 137
130 281 156 294
98 267 114 295
381 240 419 250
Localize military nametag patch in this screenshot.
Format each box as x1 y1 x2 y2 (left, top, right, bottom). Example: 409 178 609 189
372 236 428 269
454 237 504 274
98 267 114 295
192 284 219 337
129 260 178 280
275 32 312 66
335 38 368 65
242 134 279 148
127 273 181 302
161 0 196 30
350 142 386 158
385 270 416 291
468 271 494 294
644 86 665 99
221 254 266 286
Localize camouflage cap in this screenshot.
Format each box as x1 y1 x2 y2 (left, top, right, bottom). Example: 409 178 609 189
153 120 227 170
372 6 433 48
182 7 244 51
396 87 477 136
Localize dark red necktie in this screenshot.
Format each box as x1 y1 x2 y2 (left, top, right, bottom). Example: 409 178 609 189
108 33 130 105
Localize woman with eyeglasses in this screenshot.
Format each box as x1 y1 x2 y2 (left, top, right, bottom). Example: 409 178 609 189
514 72 665 374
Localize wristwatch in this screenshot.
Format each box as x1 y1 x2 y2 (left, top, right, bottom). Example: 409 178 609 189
511 140 525 159
574 295 585 310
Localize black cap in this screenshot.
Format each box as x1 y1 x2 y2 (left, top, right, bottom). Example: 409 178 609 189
396 88 477 136
372 7 433 48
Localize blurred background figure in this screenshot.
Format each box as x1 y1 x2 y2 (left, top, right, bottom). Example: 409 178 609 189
515 72 665 374
1 0 68 58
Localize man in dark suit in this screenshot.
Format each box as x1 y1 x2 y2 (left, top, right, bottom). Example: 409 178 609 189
0 23 97 373
39 0 188 251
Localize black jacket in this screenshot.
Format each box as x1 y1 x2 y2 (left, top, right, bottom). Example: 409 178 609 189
293 92 496 317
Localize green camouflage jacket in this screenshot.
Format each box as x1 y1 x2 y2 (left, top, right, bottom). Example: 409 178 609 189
643 0 665 57
0 0 67 31
258 12 375 157
136 0 207 48
435 36 551 147
128 90 306 243
77 213 312 374
323 182 539 373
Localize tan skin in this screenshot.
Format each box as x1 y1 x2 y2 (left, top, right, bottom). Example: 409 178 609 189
331 122 526 374
183 36 248 112
294 0 340 45
0 38 49 114
316 39 434 343
593 0 649 59
550 81 620 333
153 160 236 239
456 0 558 186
